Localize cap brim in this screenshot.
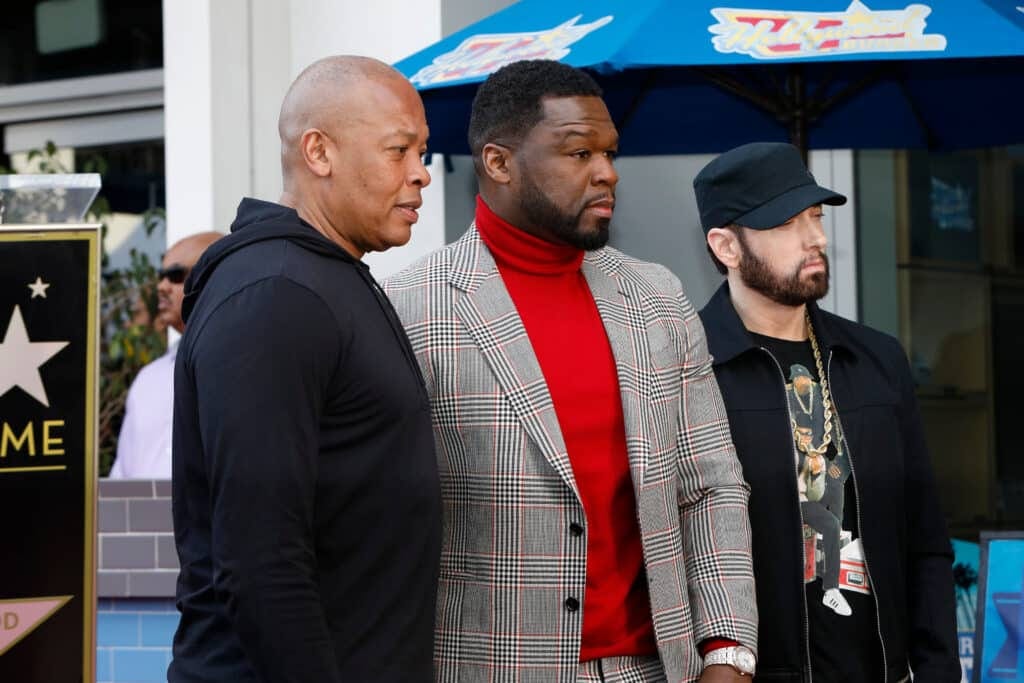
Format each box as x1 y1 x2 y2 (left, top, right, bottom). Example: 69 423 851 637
735 183 847 230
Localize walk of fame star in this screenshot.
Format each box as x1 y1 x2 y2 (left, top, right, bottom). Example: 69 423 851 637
27 277 50 299
0 305 69 407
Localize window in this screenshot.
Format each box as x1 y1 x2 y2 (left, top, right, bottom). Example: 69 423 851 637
0 0 162 85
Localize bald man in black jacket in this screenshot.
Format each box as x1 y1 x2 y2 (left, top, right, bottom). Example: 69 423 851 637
169 55 440 683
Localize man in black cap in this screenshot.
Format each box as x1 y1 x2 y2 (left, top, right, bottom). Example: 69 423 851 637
694 142 959 682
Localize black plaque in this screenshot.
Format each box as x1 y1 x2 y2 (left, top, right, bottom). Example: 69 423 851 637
0 226 99 682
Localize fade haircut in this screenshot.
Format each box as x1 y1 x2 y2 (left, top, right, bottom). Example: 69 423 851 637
467 60 603 158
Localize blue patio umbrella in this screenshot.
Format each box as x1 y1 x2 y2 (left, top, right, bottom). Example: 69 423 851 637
394 0 1024 156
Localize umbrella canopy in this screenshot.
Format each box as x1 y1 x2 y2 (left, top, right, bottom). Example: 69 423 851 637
394 0 1024 156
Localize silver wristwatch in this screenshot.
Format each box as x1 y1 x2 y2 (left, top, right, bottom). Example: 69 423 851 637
703 645 756 675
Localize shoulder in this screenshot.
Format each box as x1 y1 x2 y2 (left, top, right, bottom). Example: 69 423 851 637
383 224 487 293
382 245 461 332
592 247 695 322
595 246 685 296
382 229 485 323
124 352 175 411
821 310 905 358
193 238 363 325
185 274 344 362
383 242 456 293
130 351 175 388
819 310 911 385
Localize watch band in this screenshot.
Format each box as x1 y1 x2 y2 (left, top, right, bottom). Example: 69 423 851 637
703 645 756 675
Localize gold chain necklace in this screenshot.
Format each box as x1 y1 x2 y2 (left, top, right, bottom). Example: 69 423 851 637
800 310 833 456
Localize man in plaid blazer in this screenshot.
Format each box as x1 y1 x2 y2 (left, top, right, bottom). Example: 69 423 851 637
384 60 757 682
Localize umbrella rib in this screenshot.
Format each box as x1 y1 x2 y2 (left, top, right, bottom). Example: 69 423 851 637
695 67 782 116
813 66 887 119
895 77 940 148
614 70 661 135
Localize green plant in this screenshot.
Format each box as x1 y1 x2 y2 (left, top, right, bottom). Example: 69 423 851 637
2 141 168 475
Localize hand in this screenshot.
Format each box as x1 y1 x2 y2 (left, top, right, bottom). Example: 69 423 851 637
829 464 841 478
699 664 749 682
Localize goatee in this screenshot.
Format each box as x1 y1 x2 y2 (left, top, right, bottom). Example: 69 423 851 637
518 172 610 251
736 231 829 306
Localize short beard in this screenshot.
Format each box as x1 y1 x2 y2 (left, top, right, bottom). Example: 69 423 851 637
735 229 829 306
518 171 610 251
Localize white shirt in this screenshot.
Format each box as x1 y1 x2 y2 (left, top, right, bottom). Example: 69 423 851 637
108 342 177 479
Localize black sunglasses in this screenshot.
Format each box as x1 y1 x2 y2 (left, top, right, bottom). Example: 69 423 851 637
158 265 190 284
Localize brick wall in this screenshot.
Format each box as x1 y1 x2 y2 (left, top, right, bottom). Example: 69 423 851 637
97 480 179 682
98 479 178 597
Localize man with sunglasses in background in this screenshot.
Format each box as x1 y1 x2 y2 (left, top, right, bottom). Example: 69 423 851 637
108 231 222 479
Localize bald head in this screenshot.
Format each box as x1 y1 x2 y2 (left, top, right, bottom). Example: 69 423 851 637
274 55 430 257
158 231 223 333
170 231 223 256
278 55 415 185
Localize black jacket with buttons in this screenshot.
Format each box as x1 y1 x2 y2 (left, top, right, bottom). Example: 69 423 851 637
699 283 960 682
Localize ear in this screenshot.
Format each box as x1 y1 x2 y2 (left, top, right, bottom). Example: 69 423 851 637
299 128 332 178
480 143 512 185
707 227 742 270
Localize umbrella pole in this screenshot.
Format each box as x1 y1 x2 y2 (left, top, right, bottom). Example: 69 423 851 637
787 67 808 164
695 66 810 160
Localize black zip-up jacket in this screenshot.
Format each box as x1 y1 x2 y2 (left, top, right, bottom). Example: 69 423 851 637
699 283 959 682
169 198 441 683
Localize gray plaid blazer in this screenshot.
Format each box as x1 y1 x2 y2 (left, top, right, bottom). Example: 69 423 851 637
383 226 757 682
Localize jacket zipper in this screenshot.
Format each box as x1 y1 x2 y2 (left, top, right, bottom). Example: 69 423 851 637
826 350 889 682
760 347 815 682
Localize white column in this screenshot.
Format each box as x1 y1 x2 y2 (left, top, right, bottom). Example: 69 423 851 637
208 0 255 237
162 0 215 245
164 0 258 244
810 149 858 321
287 0 447 279
249 0 293 204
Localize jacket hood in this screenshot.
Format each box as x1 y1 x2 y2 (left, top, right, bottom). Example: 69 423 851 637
182 198 364 323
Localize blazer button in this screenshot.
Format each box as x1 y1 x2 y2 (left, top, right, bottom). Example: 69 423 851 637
569 522 584 537
564 597 580 612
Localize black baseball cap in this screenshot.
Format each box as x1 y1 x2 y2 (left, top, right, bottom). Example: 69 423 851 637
693 142 846 232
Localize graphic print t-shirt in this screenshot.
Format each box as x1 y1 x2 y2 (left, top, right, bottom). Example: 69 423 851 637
751 333 883 682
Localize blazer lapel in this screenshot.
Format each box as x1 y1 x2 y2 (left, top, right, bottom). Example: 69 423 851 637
450 226 580 498
582 252 652 492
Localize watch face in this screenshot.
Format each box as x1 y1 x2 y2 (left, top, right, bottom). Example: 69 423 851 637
735 647 757 673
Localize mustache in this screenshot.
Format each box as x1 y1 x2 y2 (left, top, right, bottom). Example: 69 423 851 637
800 250 829 271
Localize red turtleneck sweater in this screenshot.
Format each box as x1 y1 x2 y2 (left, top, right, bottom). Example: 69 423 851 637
475 196 657 661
